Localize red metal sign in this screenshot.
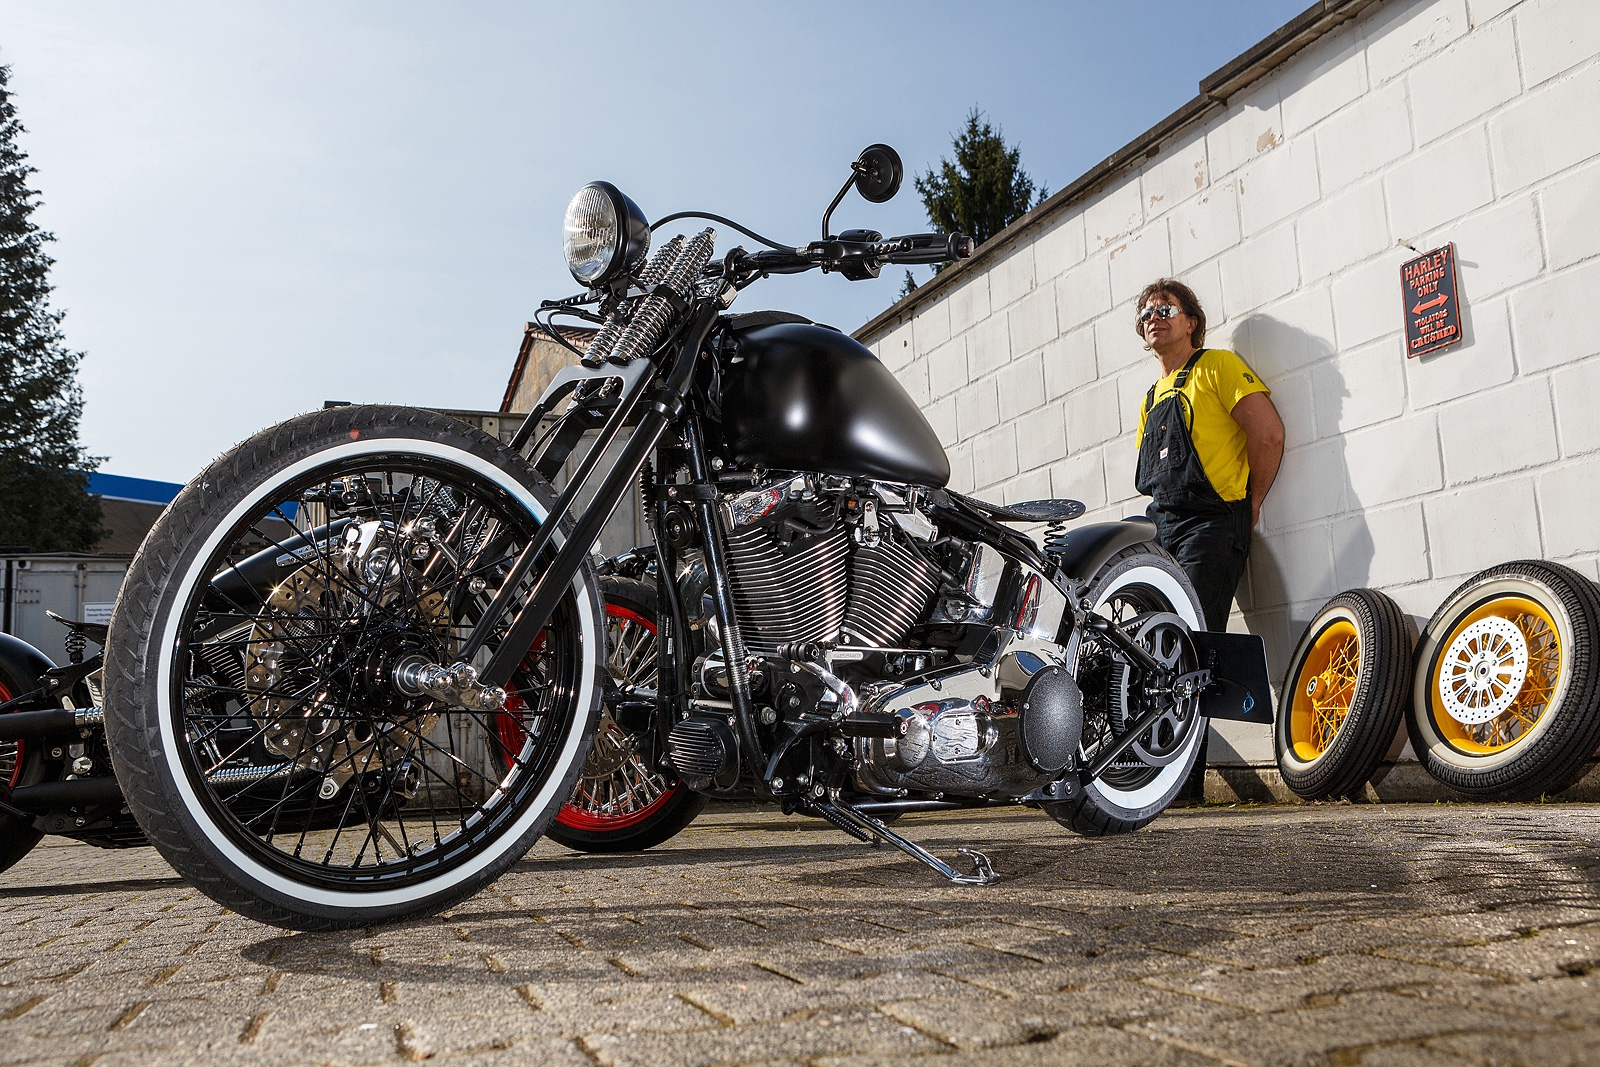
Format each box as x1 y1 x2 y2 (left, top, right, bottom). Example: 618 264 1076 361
1401 243 1461 358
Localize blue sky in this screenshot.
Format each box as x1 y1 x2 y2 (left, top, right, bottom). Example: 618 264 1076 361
4 1 1310 481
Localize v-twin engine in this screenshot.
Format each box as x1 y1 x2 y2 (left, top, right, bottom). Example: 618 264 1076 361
688 472 1083 802
720 478 942 656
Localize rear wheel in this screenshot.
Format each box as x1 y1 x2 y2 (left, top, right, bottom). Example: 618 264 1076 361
1044 544 1208 836
0 675 45 874
503 578 706 853
1276 589 1411 799
1408 560 1600 800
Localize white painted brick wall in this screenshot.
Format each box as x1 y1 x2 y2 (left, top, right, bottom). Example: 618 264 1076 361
859 0 1600 764
1542 162 1600 271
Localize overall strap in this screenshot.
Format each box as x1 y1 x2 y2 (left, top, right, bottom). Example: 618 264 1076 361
1172 348 1208 389
1143 348 1208 418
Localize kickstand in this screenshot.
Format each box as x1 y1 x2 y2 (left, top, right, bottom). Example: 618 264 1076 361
813 797 999 886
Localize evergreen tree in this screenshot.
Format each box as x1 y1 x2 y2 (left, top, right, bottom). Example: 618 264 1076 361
0 64 102 552
912 109 1047 275
898 269 918 300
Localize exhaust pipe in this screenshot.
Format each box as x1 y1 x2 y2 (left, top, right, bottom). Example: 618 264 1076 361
10 777 123 812
0 707 103 741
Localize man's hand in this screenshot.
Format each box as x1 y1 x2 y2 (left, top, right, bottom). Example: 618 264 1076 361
1231 392 1284 528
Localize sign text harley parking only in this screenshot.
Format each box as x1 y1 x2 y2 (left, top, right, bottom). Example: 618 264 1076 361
1401 243 1461 357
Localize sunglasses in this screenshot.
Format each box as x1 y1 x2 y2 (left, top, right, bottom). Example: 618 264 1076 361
1138 303 1182 327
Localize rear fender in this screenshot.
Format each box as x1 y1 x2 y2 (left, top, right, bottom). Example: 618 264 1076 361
1053 518 1157 582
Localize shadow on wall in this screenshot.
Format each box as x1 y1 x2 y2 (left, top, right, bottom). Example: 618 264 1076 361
1228 314 1369 689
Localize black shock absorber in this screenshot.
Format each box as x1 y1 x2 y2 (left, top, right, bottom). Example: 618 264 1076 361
1043 519 1070 564
639 456 658 512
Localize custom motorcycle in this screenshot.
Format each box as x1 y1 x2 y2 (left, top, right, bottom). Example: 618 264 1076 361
80 145 1271 929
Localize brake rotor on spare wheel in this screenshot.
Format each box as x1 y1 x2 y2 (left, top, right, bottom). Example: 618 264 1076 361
1437 615 1529 726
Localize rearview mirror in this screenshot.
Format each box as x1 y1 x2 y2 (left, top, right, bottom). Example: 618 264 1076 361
853 144 903 203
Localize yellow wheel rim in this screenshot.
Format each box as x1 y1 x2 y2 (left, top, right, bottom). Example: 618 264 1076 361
1289 619 1359 762
1429 596 1560 755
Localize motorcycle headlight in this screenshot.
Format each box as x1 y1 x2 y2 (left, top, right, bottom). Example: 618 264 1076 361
563 181 650 288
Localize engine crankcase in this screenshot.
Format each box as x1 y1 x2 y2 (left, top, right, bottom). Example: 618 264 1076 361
853 631 1080 798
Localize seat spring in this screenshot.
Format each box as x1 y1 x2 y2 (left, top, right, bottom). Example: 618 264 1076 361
1043 520 1070 561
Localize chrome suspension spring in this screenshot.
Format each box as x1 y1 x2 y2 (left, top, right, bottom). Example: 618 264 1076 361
584 235 685 363
606 227 716 364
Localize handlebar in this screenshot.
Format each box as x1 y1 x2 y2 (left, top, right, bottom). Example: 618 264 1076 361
712 230 975 283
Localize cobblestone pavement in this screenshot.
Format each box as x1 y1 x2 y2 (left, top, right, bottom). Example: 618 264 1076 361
1 803 1597 1066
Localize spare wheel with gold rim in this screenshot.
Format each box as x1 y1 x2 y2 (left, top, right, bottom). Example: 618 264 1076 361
1276 589 1412 799
1408 560 1600 800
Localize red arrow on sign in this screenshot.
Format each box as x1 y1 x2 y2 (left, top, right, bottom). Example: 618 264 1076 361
1411 294 1449 315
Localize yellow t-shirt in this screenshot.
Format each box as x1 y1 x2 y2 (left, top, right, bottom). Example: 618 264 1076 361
1135 348 1269 503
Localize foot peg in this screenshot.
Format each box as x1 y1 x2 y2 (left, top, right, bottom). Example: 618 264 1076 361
814 799 1000 886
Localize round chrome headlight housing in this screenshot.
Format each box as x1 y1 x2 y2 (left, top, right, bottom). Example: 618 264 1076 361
563 181 650 288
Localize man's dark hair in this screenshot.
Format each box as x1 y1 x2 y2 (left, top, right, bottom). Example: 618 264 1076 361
1134 278 1207 348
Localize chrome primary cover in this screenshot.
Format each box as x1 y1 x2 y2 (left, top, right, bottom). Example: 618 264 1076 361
853 631 1077 797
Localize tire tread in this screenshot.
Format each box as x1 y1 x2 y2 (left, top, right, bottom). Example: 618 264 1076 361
1408 559 1600 800
1276 589 1411 800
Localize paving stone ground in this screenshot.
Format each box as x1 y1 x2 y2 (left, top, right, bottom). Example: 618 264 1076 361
1 802 1597 1066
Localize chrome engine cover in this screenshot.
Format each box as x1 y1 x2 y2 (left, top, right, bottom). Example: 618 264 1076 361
853 631 1077 798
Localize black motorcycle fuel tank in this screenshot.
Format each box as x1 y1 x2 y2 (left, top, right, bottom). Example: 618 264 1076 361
720 320 950 486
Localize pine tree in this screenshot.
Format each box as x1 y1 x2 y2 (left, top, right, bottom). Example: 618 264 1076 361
912 109 1047 275
0 64 102 552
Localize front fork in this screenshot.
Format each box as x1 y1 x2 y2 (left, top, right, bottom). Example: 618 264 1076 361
467 306 718 688
680 421 767 784
459 303 770 786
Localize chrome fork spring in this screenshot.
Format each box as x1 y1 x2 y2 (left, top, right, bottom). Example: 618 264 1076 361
606 228 716 365
586 235 686 362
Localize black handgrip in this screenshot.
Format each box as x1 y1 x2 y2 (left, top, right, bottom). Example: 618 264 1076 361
742 248 817 274
881 232 974 264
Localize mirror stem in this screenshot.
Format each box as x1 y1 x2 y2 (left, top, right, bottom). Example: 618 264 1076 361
820 163 865 241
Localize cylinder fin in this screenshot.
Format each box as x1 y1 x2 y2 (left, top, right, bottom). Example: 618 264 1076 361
841 535 940 647
724 525 849 656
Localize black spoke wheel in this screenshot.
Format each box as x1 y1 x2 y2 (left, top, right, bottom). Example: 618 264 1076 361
1044 543 1208 836
104 406 603 929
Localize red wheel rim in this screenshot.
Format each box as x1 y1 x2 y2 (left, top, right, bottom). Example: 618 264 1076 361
0 680 22 791
495 600 683 832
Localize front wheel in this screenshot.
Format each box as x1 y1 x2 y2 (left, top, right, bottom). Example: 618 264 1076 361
104 405 604 930
1044 544 1208 836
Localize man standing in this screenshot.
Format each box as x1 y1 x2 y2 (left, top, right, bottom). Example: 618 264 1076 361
1133 279 1284 631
